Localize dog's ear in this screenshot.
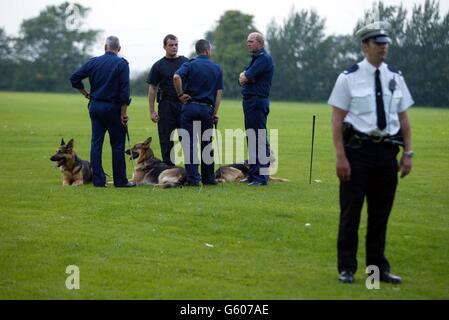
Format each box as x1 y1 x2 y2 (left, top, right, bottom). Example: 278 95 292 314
144 137 152 145
61 138 65 146
67 139 74 149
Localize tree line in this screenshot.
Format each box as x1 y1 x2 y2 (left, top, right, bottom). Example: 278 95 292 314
1 1 448 107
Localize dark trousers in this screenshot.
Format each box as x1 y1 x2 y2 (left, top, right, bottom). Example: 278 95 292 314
338 143 399 274
180 103 215 184
89 100 128 187
158 99 182 166
243 98 270 184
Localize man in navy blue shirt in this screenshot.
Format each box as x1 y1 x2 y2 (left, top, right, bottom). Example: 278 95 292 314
70 36 134 188
147 35 189 165
239 32 274 186
173 39 224 186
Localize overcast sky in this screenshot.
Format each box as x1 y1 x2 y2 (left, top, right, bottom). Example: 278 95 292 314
1 0 448 76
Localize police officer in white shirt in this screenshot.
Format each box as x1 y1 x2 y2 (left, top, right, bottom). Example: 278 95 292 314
328 21 414 284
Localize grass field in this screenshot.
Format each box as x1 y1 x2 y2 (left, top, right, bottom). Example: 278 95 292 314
0 91 448 300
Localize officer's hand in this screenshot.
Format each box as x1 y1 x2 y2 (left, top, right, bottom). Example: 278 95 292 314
178 94 191 104
336 156 351 182
213 115 219 125
239 72 248 86
121 114 129 126
399 156 412 178
79 89 90 99
150 111 159 123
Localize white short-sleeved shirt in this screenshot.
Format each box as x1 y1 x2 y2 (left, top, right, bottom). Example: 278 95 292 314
328 59 414 136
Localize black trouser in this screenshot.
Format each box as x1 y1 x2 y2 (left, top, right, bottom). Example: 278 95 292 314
157 98 182 165
338 142 399 274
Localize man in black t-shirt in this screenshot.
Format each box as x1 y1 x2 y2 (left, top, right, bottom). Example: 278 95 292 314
146 34 189 165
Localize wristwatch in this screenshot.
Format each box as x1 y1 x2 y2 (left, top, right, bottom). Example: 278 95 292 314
403 150 414 158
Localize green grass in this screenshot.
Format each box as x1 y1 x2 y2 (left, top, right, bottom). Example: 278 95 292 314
0 91 448 299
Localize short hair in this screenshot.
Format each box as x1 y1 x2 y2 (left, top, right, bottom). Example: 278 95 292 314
249 32 265 46
195 39 211 55
163 34 177 47
105 36 120 50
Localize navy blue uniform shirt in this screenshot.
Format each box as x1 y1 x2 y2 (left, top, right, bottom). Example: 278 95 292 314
241 48 274 98
175 55 224 105
146 56 189 98
70 52 131 106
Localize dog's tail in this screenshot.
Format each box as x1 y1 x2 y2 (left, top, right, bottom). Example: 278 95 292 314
269 176 290 182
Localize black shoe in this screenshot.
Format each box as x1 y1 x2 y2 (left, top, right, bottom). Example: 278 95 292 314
203 180 219 185
115 182 136 188
339 271 354 284
380 272 402 284
248 181 266 187
184 182 200 187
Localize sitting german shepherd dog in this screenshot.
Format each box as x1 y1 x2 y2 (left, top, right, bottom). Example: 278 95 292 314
50 138 92 186
215 148 289 183
126 137 186 188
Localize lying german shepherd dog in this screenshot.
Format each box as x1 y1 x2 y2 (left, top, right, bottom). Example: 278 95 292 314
126 137 186 188
50 138 92 186
215 149 289 183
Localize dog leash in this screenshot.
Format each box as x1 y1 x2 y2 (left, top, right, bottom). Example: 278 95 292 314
125 124 135 177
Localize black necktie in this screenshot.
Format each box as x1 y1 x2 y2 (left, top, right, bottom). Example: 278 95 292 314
375 69 387 130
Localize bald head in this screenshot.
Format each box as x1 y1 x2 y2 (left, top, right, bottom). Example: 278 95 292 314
247 32 265 54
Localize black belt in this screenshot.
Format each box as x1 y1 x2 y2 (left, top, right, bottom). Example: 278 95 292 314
243 95 266 100
189 100 213 108
92 98 131 106
343 123 404 148
348 131 404 147
92 98 113 104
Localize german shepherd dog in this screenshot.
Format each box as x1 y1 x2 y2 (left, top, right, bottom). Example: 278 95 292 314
126 137 186 188
215 148 289 183
50 138 92 186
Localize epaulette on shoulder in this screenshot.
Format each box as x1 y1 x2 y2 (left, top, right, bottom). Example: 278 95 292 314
388 65 402 75
122 57 129 64
343 64 359 75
